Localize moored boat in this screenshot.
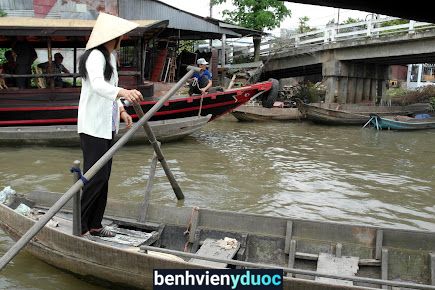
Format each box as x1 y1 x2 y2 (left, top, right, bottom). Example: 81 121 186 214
0 17 273 142
232 102 302 122
0 82 270 126
297 101 431 125
0 115 211 146
1 190 435 290
369 114 435 130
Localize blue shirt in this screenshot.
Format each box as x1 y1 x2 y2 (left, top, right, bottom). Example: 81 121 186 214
193 69 212 80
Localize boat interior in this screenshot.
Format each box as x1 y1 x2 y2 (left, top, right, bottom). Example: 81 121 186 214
4 190 435 289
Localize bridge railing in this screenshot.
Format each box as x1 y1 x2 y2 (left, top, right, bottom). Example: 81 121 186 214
232 17 435 60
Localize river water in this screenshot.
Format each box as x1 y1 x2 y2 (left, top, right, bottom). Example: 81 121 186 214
1 116 435 289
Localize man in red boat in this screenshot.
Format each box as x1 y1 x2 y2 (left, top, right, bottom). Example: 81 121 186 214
12 36 37 89
77 12 143 239
38 52 71 88
0 50 17 88
188 58 212 95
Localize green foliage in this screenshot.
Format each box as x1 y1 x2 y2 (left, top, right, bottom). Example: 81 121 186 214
429 97 435 111
380 19 409 27
293 82 326 103
0 48 7 63
297 16 313 33
386 85 435 105
178 40 194 54
0 9 6 17
341 17 362 24
211 0 291 31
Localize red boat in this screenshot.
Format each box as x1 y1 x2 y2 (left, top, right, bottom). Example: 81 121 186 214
0 17 272 127
0 82 272 126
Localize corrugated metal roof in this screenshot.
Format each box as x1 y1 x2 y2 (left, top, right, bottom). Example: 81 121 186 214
119 0 241 38
0 17 168 36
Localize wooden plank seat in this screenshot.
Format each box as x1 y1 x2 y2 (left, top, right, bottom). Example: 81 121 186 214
315 253 360 286
189 238 240 268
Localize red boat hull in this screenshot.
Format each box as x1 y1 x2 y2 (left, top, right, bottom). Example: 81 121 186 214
0 82 272 126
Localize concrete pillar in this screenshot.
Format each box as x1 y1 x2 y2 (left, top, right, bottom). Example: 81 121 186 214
322 57 342 103
324 77 337 103
371 79 378 103
375 64 388 99
337 77 348 103
363 78 372 102
320 57 389 104
347 77 356 104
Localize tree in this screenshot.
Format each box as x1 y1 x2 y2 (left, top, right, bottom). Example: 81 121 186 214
297 16 313 33
211 0 291 61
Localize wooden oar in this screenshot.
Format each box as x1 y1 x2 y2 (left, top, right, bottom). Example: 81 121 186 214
132 102 184 200
0 65 200 271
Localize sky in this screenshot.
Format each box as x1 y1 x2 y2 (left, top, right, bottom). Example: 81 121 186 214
159 0 375 36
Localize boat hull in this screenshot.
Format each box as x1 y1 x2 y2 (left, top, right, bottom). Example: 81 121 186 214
232 105 302 122
1 191 434 290
0 82 272 127
370 115 435 130
298 102 430 125
0 115 211 146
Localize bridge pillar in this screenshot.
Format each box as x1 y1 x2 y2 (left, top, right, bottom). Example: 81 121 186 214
322 58 388 104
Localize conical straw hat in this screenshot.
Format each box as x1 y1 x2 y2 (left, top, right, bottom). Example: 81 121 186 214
85 12 139 50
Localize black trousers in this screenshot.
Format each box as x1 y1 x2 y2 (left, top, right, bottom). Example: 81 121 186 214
79 133 114 234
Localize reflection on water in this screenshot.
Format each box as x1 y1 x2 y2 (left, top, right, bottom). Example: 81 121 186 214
1 115 435 288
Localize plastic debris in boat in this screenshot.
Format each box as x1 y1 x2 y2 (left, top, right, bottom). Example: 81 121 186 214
14 203 31 216
217 237 238 250
0 186 16 205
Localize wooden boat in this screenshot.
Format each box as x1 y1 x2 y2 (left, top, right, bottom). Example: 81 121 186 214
0 82 271 126
1 190 435 290
0 115 211 146
0 18 273 127
232 102 302 122
369 114 435 130
297 101 431 125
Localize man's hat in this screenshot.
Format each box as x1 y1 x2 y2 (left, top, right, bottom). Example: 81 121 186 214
85 12 139 51
197 58 209 65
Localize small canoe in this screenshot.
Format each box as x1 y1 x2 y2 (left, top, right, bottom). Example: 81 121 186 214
1 190 435 290
0 115 211 146
297 101 431 125
369 114 435 130
232 103 302 122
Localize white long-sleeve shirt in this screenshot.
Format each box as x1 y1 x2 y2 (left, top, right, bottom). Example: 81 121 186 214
77 49 123 139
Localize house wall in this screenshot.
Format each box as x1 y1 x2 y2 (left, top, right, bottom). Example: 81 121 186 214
0 0 118 19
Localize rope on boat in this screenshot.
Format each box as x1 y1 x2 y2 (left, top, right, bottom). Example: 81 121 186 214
69 167 89 185
198 95 204 116
191 77 205 116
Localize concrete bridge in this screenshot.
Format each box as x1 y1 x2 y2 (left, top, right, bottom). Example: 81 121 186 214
262 18 435 103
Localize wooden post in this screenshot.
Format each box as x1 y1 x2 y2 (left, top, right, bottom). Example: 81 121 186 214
71 160 82 236
73 46 77 87
227 74 236 90
0 66 199 271
138 151 158 223
221 33 226 86
47 37 54 89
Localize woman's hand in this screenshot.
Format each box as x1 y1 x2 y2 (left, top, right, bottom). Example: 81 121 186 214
120 110 133 129
118 89 143 104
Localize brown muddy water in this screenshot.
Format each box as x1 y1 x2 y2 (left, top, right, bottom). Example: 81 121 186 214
1 115 435 289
